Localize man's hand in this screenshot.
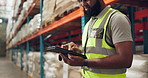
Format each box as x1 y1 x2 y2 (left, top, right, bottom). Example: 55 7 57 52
61 42 82 53
59 53 84 66
60 42 84 66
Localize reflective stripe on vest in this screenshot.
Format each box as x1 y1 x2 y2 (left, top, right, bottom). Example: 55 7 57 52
82 70 126 78
82 8 126 78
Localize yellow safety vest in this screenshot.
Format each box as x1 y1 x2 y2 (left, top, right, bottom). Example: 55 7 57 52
82 8 126 78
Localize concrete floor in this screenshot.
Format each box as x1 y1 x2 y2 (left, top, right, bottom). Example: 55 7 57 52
0 57 29 78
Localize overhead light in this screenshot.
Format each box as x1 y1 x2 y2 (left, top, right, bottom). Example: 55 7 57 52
0 19 3 23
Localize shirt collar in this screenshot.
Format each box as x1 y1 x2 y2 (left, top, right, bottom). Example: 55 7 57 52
92 5 111 19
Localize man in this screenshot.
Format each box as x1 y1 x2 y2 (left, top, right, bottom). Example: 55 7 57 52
60 0 133 78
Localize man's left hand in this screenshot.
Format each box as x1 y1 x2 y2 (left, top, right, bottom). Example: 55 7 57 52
59 53 85 66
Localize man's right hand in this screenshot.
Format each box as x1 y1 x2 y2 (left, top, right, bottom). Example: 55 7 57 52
61 42 82 54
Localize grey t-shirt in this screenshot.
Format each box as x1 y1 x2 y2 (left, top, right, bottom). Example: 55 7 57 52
108 12 133 45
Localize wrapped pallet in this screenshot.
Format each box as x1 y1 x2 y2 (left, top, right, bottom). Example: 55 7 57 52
28 52 40 78
13 0 21 17
44 53 63 78
42 0 80 27
126 54 148 78
42 0 56 26
16 52 21 67
11 13 41 45
28 14 41 34
44 52 82 78
28 52 34 77
68 65 82 78
32 52 40 78
126 70 148 78
54 0 80 17
22 51 27 71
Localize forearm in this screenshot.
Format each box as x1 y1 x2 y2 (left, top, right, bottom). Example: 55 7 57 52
87 53 133 69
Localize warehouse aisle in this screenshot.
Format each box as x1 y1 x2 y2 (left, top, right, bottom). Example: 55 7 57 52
0 57 28 78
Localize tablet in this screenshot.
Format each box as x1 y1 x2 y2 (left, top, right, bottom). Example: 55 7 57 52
46 46 87 59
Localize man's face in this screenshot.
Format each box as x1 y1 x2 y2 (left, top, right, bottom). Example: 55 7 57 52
79 0 102 19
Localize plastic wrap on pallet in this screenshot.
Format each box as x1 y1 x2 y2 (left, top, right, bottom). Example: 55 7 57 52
6 18 13 39
42 0 80 26
68 65 82 78
42 0 56 26
44 52 82 78
23 1 29 12
8 0 34 44
13 0 21 17
23 51 27 71
44 53 62 78
9 13 41 46
129 54 148 72
126 54 148 78
126 70 148 78
54 0 80 17
28 52 40 78
16 52 21 67
29 14 41 33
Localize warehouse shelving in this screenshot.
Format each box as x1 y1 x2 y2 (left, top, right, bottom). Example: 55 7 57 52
7 0 148 49
7 0 148 78
6 7 84 49
6 0 39 45
134 9 148 44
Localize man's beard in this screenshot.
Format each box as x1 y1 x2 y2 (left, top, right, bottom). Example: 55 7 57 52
84 0 102 20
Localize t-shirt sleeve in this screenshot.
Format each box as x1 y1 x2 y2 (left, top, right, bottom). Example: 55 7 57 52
110 12 133 44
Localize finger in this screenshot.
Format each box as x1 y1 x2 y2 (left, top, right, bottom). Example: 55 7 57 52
68 54 73 60
72 48 82 53
68 42 77 50
61 44 68 49
59 53 69 63
58 55 62 61
68 54 77 60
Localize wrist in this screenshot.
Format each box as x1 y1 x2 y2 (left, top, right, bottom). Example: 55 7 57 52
83 59 88 66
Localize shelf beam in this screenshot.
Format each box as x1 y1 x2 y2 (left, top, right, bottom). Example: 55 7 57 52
104 0 118 4
117 0 148 8
135 9 148 20
135 22 148 31
46 29 81 41
50 36 82 45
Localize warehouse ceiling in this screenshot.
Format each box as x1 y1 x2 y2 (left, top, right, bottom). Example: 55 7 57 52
0 0 14 18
